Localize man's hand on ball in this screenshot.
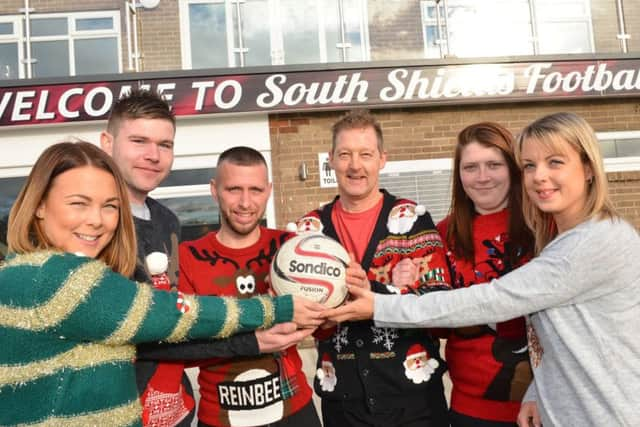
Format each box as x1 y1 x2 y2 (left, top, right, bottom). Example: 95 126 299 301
345 253 370 290
292 296 326 328
256 322 315 353
391 258 420 290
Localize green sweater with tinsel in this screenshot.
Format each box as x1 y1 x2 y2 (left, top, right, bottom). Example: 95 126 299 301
0 251 294 427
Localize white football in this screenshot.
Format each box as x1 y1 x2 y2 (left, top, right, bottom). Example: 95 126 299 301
270 234 349 308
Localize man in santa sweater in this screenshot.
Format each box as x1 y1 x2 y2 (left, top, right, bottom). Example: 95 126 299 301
295 109 451 427
179 147 320 427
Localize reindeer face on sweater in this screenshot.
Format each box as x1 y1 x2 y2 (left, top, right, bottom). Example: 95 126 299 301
184 234 285 298
211 268 268 298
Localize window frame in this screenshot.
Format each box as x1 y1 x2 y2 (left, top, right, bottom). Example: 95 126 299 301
381 158 453 223
420 0 594 59
0 16 25 79
597 131 640 172
179 0 370 69
1 10 121 79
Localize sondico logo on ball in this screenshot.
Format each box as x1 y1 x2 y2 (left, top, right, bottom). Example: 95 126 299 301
288 260 342 277
270 234 349 307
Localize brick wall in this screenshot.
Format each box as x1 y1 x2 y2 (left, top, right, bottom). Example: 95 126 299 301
608 171 640 229
367 0 425 61
591 0 640 53
135 1 182 72
270 99 640 230
0 0 118 12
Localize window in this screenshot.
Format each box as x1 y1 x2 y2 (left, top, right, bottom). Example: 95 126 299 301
597 131 640 172
534 0 593 54
0 11 121 79
180 0 369 68
0 17 22 79
421 0 593 59
380 159 453 224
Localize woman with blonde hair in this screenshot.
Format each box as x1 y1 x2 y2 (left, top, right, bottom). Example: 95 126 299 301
326 112 640 426
0 141 324 427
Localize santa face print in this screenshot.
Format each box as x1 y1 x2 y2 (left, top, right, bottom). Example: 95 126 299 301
387 203 423 234
316 355 338 392
403 345 439 385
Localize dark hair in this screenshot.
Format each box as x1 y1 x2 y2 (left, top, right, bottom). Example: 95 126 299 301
8 141 137 276
106 88 175 136
331 109 384 153
217 146 267 169
446 122 533 263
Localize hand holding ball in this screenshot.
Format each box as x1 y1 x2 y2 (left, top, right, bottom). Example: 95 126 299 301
270 234 349 308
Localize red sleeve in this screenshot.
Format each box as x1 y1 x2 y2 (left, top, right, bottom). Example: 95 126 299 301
313 324 337 341
178 242 196 294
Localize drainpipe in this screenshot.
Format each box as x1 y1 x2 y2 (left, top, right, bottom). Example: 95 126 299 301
615 0 629 53
21 0 34 78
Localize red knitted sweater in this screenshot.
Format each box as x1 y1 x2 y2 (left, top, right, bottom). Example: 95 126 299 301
178 228 312 427
437 209 533 423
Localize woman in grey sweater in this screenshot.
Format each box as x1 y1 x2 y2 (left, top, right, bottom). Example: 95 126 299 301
325 112 640 427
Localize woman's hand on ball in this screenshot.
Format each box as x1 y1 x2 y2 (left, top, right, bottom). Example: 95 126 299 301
323 284 374 323
345 253 370 290
292 296 326 328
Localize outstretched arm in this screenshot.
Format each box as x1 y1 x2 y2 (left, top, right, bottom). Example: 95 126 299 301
137 332 260 361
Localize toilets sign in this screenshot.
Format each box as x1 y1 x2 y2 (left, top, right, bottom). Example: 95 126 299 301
318 153 337 188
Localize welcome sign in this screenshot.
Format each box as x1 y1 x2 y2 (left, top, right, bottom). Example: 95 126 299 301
1 57 640 127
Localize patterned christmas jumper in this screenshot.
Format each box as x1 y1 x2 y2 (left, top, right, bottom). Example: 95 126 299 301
134 197 265 427
295 189 452 424
437 209 533 423
178 227 313 427
0 251 294 427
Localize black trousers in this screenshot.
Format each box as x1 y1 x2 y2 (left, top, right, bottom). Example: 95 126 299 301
449 410 518 427
321 398 450 427
197 400 321 427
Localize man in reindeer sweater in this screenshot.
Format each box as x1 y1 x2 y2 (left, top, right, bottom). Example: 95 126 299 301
179 147 319 427
295 110 452 427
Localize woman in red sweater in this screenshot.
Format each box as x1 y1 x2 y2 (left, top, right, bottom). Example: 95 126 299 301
437 122 534 427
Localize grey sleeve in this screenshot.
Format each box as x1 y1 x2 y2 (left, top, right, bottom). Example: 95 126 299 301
374 219 639 328
373 241 575 328
137 331 260 361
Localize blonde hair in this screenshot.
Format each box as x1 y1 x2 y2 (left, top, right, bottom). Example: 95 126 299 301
8 141 137 276
516 112 617 254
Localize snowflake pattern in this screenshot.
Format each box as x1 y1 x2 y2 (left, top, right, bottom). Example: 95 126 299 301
371 326 399 351
332 325 349 353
